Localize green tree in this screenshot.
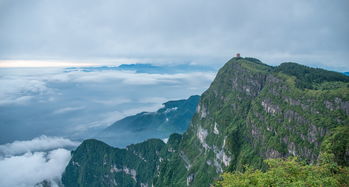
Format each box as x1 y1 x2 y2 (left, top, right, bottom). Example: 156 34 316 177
215 156 349 187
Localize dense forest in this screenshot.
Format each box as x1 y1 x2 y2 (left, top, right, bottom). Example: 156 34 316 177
216 125 349 186
275 62 349 89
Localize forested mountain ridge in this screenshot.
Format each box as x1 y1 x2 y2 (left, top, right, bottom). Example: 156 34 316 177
97 95 200 147
106 95 200 133
62 57 349 187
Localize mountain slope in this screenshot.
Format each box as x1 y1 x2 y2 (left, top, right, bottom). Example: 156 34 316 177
62 57 349 187
97 95 199 147
106 95 200 133
62 138 168 187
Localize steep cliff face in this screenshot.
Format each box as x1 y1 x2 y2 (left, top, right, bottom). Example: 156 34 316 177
153 58 272 186
62 57 349 187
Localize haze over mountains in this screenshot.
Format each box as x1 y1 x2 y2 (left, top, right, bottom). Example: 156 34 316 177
1 0 349 186
0 63 215 144
1 58 348 187
97 95 200 147
0 63 214 187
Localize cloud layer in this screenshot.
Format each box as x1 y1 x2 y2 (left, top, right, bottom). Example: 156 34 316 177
0 136 79 187
0 67 215 106
0 66 214 143
0 148 71 187
0 135 79 156
0 0 348 70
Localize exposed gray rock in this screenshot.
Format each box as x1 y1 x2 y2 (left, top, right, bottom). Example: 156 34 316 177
284 96 301 106
340 101 349 115
283 110 307 124
261 99 281 115
308 124 326 144
287 142 297 156
179 151 192 170
186 173 195 186
265 148 282 158
197 126 210 150
213 122 219 135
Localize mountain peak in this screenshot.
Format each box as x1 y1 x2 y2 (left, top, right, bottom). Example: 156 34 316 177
63 57 349 187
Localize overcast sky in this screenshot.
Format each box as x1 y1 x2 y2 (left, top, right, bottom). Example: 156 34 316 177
0 0 348 70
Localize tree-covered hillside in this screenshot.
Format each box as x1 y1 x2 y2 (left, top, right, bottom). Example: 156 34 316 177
275 62 349 89
62 57 349 187
215 125 349 186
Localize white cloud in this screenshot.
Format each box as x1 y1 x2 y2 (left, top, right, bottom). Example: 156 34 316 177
0 66 213 144
0 60 95 68
0 95 34 105
0 78 49 105
72 103 164 133
0 148 71 187
0 58 140 68
55 69 215 86
0 136 79 187
0 68 65 106
92 97 132 106
139 97 169 104
52 106 85 115
162 138 169 144
0 67 214 106
0 135 79 156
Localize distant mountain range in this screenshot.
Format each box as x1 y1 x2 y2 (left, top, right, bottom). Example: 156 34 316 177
95 95 200 147
65 63 217 74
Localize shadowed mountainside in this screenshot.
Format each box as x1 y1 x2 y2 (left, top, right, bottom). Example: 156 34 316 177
96 95 200 147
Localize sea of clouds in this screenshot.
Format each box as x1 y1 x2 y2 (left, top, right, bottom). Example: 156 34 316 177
0 65 215 144
0 64 215 186
0 136 80 187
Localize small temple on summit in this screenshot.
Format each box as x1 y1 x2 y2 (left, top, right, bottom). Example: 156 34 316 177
236 53 241 58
